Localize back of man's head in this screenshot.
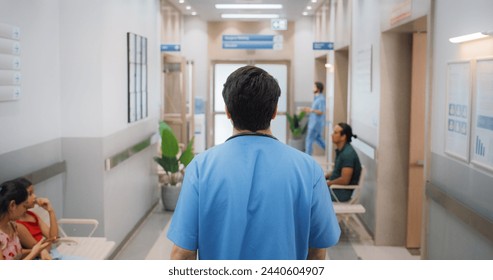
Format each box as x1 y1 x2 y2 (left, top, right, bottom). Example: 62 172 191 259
222 66 281 131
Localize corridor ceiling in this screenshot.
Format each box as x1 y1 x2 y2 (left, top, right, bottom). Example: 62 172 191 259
167 0 325 21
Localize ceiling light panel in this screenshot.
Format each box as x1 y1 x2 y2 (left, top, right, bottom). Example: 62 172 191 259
215 4 283 10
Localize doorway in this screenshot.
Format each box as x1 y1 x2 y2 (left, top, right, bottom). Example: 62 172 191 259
210 61 290 147
378 16 428 248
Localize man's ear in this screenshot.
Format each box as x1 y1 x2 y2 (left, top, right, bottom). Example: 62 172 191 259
271 106 278 120
225 106 232 119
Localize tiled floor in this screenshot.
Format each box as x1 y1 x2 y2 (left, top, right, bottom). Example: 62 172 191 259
113 202 421 260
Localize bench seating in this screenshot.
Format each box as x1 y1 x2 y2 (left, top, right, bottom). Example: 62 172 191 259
31 206 115 260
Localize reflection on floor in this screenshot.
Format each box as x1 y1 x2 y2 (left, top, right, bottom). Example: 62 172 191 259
113 202 421 260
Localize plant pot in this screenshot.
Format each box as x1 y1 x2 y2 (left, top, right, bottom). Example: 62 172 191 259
288 138 305 151
161 182 182 211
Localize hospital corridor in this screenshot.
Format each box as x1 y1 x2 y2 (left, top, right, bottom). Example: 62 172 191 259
0 0 492 265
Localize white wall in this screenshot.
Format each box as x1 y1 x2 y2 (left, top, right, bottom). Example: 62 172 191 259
294 16 315 103
183 16 208 101
350 0 381 146
0 0 61 154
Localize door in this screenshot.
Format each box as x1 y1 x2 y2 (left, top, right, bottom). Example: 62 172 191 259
406 32 427 248
211 62 289 146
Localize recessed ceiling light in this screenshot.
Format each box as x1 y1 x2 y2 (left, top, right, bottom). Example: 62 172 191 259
311 0 317 3
191 12 197 16
307 6 312 10
221 14 280 19
186 5 191 10
302 12 309 16
449 32 492 43
215 4 282 9
178 0 184 3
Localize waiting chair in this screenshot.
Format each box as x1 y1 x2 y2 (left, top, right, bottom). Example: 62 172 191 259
30 205 115 260
330 167 367 232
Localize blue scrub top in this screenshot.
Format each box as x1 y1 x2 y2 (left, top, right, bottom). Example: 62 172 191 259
308 94 326 130
167 134 340 260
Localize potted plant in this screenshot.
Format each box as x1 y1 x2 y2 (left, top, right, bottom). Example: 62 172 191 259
154 121 194 211
286 111 308 151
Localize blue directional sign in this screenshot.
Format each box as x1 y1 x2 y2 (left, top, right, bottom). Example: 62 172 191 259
160 44 181 52
313 42 334 50
222 34 283 50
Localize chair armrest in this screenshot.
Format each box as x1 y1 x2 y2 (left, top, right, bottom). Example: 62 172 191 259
330 184 358 190
57 218 99 237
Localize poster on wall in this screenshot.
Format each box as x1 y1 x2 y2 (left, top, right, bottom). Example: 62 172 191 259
444 61 471 162
127 32 148 123
471 58 493 172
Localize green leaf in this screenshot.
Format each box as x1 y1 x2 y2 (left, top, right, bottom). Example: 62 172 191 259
155 156 179 173
179 137 195 167
160 124 179 158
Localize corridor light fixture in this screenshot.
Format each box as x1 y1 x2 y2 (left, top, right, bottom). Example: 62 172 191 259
215 4 282 9
221 14 280 19
449 31 493 43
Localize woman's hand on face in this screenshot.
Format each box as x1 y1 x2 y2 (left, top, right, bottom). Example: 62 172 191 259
36 197 53 212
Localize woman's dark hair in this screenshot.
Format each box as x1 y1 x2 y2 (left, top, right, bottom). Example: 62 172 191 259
0 179 28 216
222 65 281 131
11 177 32 190
315 81 324 93
338 122 357 143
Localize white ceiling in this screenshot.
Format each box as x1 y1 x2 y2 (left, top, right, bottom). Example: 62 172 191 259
166 0 325 21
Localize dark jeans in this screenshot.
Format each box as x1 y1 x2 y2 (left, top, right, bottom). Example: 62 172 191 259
330 189 353 202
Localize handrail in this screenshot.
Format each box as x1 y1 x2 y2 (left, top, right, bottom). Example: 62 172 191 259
426 181 493 242
24 161 66 185
104 133 156 171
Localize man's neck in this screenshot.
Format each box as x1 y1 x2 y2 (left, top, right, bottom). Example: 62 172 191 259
233 128 273 137
335 141 347 150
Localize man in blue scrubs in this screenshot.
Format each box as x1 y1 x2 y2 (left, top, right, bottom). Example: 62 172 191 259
167 66 340 260
304 82 326 155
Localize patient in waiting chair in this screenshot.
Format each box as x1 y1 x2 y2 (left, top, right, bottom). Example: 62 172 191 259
14 177 81 260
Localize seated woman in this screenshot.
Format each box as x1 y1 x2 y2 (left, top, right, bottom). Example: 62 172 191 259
1 179 49 260
14 177 81 260
326 123 362 202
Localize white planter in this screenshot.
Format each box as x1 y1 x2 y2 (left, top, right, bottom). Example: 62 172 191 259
161 182 182 211
288 138 305 151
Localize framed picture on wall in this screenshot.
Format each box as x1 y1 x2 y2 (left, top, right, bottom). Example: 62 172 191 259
127 32 148 123
444 60 472 162
471 57 493 172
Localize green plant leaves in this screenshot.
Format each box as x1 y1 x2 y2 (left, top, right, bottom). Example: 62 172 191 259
286 111 307 138
154 156 179 173
155 121 195 174
160 122 179 157
179 137 195 167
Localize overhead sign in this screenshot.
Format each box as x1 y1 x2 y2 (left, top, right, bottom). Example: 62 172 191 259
222 34 283 50
313 42 334 50
271 19 287 30
160 44 181 52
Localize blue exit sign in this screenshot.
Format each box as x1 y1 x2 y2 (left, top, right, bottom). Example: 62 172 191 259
313 42 334 50
160 44 181 52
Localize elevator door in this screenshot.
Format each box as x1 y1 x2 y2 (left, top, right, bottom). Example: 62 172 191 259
212 62 288 146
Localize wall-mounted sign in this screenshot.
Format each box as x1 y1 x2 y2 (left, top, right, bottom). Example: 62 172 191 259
160 44 181 52
0 23 20 102
271 19 287 31
222 34 283 50
390 0 412 25
313 42 334 50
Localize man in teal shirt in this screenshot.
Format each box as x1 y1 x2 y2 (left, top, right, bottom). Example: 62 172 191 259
326 123 362 202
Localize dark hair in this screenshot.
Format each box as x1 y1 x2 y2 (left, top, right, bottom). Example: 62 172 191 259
222 65 281 131
315 81 324 93
0 179 28 216
338 122 357 143
11 177 32 190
